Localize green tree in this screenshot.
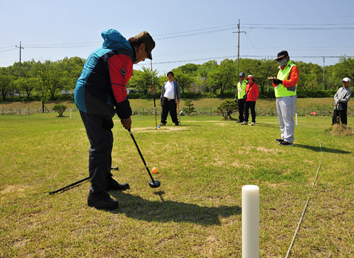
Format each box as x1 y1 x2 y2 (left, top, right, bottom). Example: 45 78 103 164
196 60 218 77
48 68 68 99
35 61 51 112
206 59 236 95
57 57 85 89
296 61 323 91
325 65 342 90
13 77 38 98
129 66 161 93
176 63 200 76
334 56 354 79
172 69 195 92
0 75 14 100
239 58 278 94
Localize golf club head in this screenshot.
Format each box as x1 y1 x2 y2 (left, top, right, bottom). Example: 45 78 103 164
149 180 161 188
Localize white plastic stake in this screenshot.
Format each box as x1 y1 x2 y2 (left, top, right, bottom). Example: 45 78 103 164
242 185 259 258
296 113 298 126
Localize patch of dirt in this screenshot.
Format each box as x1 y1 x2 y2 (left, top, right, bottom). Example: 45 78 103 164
214 123 229 126
256 147 284 154
0 185 27 195
130 126 187 133
230 162 252 169
328 124 354 136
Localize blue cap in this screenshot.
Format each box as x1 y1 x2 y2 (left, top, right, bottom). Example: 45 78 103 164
239 72 245 76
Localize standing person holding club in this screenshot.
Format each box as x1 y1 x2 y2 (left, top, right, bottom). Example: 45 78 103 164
160 71 181 126
74 29 155 210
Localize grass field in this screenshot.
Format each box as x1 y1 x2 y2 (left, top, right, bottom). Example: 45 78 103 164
1 113 353 257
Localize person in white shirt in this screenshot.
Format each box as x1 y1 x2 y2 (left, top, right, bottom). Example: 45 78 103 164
332 77 351 125
160 71 181 126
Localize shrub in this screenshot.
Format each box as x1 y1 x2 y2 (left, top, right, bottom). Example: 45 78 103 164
184 100 195 115
217 100 238 120
52 104 68 117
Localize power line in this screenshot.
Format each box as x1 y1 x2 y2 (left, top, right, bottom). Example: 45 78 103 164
244 33 261 56
155 26 237 40
244 26 354 30
0 48 16 53
136 55 344 66
154 24 237 37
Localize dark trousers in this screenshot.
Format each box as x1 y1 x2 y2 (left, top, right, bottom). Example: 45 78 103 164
332 109 347 125
80 110 114 194
238 99 245 122
244 101 256 123
161 97 178 124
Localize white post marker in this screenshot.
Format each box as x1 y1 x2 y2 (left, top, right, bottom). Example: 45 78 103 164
242 185 259 258
295 113 298 126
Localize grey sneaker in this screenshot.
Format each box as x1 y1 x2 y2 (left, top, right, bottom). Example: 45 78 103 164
241 122 248 125
251 122 255 126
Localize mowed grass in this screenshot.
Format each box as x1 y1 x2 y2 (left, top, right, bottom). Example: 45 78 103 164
0 113 353 257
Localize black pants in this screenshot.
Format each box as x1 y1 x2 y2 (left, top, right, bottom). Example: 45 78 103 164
244 101 256 123
237 99 245 122
80 111 114 194
161 97 178 124
332 109 347 125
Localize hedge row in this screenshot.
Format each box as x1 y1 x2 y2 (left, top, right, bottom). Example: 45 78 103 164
1 90 338 102
126 90 338 99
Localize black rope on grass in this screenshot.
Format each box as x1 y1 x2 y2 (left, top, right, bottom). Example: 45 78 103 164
285 140 323 258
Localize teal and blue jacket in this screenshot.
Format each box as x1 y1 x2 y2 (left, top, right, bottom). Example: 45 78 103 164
74 29 134 119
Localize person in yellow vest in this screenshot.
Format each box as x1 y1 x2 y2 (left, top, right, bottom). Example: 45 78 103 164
272 50 300 146
236 72 248 123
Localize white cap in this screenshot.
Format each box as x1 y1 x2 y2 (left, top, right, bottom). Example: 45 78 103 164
343 77 350 82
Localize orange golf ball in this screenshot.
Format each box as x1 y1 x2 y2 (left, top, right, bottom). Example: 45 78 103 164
152 167 158 174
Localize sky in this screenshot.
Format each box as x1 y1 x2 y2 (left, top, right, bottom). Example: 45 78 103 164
1 0 354 75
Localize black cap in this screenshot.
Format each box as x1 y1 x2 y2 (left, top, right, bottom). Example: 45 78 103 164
275 50 289 61
239 72 245 76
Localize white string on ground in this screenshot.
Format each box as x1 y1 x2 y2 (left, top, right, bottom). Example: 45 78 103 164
285 140 323 258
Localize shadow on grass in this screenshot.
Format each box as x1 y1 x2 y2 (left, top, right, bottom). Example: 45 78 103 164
294 144 351 154
109 191 241 225
255 123 279 128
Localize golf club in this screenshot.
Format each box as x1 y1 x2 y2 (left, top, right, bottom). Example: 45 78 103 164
49 167 119 195
177 98 181 126
128 128 161 188
49 176 89 195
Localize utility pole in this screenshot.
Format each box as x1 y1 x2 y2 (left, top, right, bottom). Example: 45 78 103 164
322 56 325 90
233 20 246 76
15 41 24 77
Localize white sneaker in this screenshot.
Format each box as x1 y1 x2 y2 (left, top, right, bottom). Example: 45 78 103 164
251 122 255 126
241 122 248 125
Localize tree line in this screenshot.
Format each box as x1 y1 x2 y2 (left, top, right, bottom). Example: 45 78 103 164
0 55 353 101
